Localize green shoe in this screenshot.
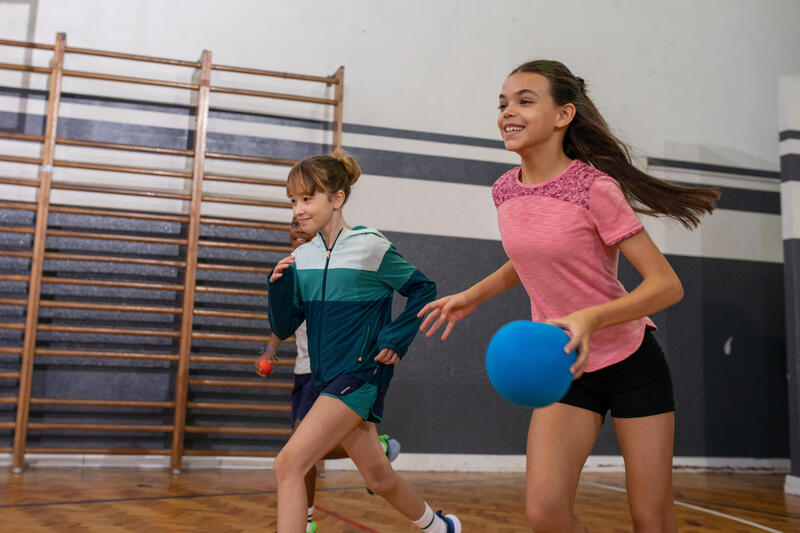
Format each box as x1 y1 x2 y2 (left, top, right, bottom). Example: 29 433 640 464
306 522 317 533
378 434 401 462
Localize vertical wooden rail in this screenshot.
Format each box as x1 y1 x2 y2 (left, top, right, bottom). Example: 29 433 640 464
170 50 212 473
12 32 66 472
332 66 344 151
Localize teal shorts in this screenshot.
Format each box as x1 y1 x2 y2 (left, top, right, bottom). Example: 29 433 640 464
319 373 388 422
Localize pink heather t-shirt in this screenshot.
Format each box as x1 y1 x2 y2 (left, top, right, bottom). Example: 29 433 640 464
492 159 655 372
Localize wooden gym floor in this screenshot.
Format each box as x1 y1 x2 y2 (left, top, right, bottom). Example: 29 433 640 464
0 467 798 532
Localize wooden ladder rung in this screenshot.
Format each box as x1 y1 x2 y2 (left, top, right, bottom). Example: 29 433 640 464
184 425 292 435
188 378 293 390
187 401 291 412
26 423 174 432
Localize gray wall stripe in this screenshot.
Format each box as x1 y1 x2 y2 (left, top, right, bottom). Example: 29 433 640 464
780 130 800 142
0 85 196 117
782 154 800 182
344 123 505 148
3 217 787 456
0 110 782 214
674 183 780 215
648 157 781 180
0 85 501 146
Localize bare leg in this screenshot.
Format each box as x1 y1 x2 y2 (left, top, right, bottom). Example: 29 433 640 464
526 403 603 532
614 412 676 533
294 415 376 510
275 396 362 533
341 419 426 521
290 419 318 510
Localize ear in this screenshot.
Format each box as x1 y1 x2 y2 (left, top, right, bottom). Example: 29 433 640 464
555 103 576 129
332 189 346 210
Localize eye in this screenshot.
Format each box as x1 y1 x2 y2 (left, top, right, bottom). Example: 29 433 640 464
303 197 312 202
498 103 507 110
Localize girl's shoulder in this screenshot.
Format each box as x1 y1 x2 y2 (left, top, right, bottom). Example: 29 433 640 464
343 226 390 248
492 160 610 210
336 227 394 271
491 166 521 206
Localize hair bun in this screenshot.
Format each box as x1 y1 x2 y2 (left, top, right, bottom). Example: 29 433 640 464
575 76 586 92
331 148 361 185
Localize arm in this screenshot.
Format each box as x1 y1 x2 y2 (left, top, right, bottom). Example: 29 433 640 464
548 230 683 377
267 258 305 340
373 245 437 364
254 333 282 377
418 260 521 340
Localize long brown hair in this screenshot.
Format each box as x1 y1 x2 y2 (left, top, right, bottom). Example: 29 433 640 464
511 60 719 229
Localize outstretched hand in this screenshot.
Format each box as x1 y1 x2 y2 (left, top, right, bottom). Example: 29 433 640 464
417 292 478 340
546 308 599 379
269 256 295 283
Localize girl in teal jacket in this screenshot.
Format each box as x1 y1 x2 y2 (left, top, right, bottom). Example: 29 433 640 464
268 150 461 533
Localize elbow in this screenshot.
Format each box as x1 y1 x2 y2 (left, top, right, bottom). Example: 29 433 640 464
668 277 684 306
426 280 437 302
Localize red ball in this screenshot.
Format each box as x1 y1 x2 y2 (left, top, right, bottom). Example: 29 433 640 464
258 358 273 376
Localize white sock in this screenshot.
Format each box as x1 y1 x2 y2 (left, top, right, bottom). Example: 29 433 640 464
412 502 446 533
307 505 314 531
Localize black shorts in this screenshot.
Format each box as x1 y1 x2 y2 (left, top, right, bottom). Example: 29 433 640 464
558 331 674 418
291 373 320 424
291 372 389 424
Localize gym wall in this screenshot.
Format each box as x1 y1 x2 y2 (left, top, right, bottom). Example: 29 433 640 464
1 0 798 463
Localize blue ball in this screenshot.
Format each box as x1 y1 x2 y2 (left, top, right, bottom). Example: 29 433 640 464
485 321 577 408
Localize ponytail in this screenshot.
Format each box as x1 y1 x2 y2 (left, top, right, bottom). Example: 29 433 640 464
511 60 719 229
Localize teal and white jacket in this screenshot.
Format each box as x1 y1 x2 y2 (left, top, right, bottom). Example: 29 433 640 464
268 226 436 388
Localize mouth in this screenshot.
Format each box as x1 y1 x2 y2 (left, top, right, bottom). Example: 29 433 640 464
503 124 525 136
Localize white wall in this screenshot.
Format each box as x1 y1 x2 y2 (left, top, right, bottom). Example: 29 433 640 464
1 0 795 264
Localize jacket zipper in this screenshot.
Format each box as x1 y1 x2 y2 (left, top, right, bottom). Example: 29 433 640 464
318 229 343 373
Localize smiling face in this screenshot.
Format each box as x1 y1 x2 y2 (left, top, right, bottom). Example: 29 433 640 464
289 216 314 249
287 188 336 235
286 177 345 238
497 72 573 155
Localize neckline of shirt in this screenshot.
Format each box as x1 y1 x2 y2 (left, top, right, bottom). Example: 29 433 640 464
515 159 579 189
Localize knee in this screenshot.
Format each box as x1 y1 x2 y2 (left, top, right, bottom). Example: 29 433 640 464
525 492 570 532
273 448 303 483
630 500 673 533
362 466 398 497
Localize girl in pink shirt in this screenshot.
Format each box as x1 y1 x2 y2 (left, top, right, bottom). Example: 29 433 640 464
419 60 718 532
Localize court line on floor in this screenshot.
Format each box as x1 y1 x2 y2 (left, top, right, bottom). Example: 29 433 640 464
584 481 782 533
315 505 380 533
0 489 276 509
1 485 381 533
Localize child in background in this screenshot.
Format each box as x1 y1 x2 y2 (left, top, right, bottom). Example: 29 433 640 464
256 217 400 533
268 151 460 533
